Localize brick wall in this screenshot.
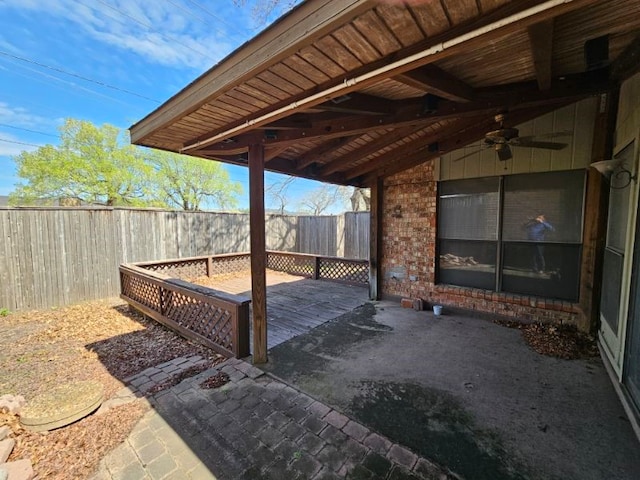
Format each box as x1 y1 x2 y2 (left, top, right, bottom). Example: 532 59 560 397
381 160 579 325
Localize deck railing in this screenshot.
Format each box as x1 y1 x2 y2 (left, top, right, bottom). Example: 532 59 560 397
120 251 368 357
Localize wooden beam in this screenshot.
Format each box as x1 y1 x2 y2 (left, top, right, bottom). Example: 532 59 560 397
394 64 475 102
369 177 383 300
527 20 554 90
249 144 267 364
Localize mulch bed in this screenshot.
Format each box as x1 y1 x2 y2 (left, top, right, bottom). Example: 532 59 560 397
0 298 223 479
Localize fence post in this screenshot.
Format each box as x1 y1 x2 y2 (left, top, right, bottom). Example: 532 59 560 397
313 256 321 280
207 256 213 277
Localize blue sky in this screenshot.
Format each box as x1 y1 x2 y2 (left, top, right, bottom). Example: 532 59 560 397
0 0 349 212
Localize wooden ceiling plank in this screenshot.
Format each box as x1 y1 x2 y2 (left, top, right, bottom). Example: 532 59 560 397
281 54 331 84
528 19 555 90
257 70 305 96
245 77 291 101
352 9 403 56
314 35 364 71
319 124 428 175
299 45 348 77
407 0 451 37
331 24 382 63
375 3 426 47
395 64 475 102
443 0 480 26
296 136 360 169
269 63 318 90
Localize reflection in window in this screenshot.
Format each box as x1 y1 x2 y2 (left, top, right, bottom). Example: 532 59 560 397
437 171 585 301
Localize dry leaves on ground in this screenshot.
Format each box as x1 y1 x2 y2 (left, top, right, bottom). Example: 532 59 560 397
0 297 222 479
495 319 598 359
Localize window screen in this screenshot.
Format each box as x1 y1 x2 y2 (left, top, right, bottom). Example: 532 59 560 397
438 239 496 290
502 171 585 243
439 177 499 240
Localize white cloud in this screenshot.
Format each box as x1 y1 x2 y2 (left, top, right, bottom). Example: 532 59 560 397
0 102 49 128
0 0 242 70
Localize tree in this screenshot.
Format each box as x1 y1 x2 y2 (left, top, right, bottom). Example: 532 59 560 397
350 187 370 211
10 118 243 211
147 150 242 211
10 119 152 206
299 184 351 215
266 175 295 214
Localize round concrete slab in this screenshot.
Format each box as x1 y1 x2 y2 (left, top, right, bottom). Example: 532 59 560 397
21 380 104 432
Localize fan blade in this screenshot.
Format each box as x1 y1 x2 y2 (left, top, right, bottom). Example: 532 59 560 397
516 130 573 142
511 139 568 150
496 144 512 161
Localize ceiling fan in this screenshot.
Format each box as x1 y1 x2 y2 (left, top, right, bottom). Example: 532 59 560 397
481 113 569 161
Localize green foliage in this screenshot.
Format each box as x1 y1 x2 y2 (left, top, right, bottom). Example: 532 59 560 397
0 307 11 317
10 119 153 207
9 118 242 211
146 150 242 211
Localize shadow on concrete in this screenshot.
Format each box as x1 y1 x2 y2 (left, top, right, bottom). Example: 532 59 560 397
260 301 640 480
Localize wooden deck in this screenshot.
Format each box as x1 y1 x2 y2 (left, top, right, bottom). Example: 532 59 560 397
205 271 369 351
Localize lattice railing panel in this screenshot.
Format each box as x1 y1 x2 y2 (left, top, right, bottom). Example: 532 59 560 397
210 254 251 276
319 258 369 286
142 259 207 279
163 291 234 351
121 272 161 310
120 266 249 358
267 253 314 278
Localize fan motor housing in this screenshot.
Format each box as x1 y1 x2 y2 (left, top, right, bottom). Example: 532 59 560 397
485 127 519 142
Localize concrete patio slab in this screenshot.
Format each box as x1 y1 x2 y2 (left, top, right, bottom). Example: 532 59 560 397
260 301 640 480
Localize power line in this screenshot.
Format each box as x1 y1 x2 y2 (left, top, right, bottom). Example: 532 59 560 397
0 51 161 103
0 137 44 148
92 0 218 62
0 124 57 138
0 55 140 108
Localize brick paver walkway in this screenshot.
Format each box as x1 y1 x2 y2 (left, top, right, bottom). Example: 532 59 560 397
92 358 451 480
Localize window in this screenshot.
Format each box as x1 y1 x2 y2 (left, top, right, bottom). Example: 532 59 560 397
437 170 585 301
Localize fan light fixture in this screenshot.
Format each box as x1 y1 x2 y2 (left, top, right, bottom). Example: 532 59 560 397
590 159 638 189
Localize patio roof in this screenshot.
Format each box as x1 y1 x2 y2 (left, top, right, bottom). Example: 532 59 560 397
130 0 640 187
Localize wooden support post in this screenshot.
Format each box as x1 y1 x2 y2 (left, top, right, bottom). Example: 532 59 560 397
369 177 383 300
578 89 619 334
249 144 268 363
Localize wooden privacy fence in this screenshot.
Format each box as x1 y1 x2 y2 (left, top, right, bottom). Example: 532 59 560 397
120 251 368 357
0 208 369 312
